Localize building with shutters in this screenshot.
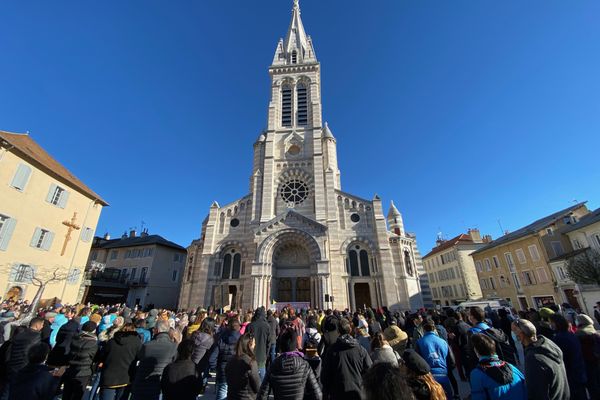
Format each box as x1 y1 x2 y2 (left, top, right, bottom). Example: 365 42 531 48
423 229 489 306
178 0 432 312
82 230 186 309
471 202 590 311
0 130 107 304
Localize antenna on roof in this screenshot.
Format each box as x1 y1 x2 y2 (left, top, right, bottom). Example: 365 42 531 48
497 219 506 236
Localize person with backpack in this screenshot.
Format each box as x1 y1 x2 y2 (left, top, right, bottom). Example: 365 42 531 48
415 319 456 399
467 307 517 374
302 316 321 353
469 333 526 400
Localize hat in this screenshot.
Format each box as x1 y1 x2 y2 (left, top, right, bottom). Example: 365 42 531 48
45 312 57 319
383 325 408 349
198 308 207 314
577 314 594 327
81 321 97 333
89 313 102 324
539 307 555 320
402 349 430 376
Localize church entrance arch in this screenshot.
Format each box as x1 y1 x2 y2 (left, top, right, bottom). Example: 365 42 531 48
354 283 371 309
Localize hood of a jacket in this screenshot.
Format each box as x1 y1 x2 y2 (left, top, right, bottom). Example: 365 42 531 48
479 356 514 385
527 335 563 364
335 334 358 349
114 330 141 345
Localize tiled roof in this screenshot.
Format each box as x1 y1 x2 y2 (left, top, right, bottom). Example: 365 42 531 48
0 130 108 205
471 202 588 255
423 234 475 258
93 234 186 250
562 207 600 234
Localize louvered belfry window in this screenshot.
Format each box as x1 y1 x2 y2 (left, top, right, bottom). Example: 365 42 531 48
282 85 292 127
297 83 308 126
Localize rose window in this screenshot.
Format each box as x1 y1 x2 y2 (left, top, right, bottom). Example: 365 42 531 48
280 179 309 205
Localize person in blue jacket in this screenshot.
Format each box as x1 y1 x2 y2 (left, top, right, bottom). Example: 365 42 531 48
469 333 526 400
416 319 455 399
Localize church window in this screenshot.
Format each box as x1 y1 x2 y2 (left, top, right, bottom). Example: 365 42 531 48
281 85 292 127
230 218 240 228
222 254 232 279
359 250 370 276
348 245 371 277
280 179 309 205
297 83 308 126
291 50 297 64
232 253 241 279
349 250 359 276
350 213 360 223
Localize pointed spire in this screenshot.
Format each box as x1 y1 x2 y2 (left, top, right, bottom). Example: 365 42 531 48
387 201 401 218
272 0 317 66
323 122 335 140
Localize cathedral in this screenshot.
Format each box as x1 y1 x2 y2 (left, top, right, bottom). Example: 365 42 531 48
179 0 432 312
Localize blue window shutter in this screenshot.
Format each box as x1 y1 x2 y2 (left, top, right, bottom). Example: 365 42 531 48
0 218 17 251
8 265 18 282
42 231 54 251
46 184 57 203
10 164 32 191
30 228 42 247
58 190 69 208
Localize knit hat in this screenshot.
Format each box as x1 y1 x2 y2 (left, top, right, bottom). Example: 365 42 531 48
81 321 97 333
402 349 430 376
539 307 555 320
576 314 594 327
89 313 102 324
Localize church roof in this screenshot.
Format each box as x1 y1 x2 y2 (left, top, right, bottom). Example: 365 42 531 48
0 130 108 206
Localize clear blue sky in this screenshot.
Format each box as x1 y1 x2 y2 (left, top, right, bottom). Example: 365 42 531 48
1 1 599 254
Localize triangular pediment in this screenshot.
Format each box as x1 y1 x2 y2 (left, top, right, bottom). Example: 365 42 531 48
255 210 327 235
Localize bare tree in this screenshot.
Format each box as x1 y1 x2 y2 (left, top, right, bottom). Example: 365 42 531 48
567 248 600 286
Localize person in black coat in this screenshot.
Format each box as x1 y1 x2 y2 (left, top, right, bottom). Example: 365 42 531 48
257 327 322 400
266 310 279 364
4 317 44 387
321 319 372 400
213 318 241 400
247 307 271 380
96 323 142 400
9 342 64 400
131 320 177 400
226 332 262 400
161 339 202 400
47 309 80 367
62 321 98 400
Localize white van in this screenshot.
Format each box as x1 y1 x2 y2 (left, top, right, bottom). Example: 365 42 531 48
457 299 511 312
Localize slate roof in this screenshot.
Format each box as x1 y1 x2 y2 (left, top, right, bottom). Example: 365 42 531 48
562 207 600 234
471 202 588 255
0 130 108 205
93 234 186 251
423 234 477 258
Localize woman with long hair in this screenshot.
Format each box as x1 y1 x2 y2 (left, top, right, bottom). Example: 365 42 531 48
191 317 215 393
370 332 400 367
225 332 261 400
402 349 447 400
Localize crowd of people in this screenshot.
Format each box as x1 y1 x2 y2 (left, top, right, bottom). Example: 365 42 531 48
0 298 598 400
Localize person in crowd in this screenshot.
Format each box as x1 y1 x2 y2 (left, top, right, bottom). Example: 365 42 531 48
135 319 151 343
40 312 55 345
497 309 518 360
96 322 142 400
99 316 124 342
191 317 215 392
467 307 516 373
321 318 372 400
266 309 279 363
355 325 371 353
257 327 321 400
469 333 526 400
160 339 201 400
62 321 98 400
247 307 271 381
131 320 177 400
412 313 425 343
402 349 447 400
370 332 400 366
226 332 262 400
9 342 64 400
186 309 207 337
432 315 448 342
363 362 415 400
383 319 408 355
168 327 182 344
366 309 382 337
549 313 587 400
415 318 455 399
240 312 253 335
144 309 159 331
575 314 600 399
594 302 600 327
303 330 322 384
511 318 570 400
213 318 241 400
321 310 340 354
302 315 321 352
536 308 556 338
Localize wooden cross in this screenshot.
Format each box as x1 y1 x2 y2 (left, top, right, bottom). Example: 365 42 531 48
61 212 81 256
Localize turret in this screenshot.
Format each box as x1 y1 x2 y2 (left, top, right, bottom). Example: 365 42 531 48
387 201 405 236
322 122 340 189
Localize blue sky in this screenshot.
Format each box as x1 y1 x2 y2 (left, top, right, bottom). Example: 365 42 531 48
1 1 599 254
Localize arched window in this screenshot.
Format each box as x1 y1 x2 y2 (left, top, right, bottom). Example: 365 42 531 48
222 254 232 279
348 245 371 277
404 250 414 276
297 83 308 126
281 85 292 127
291 50 297 64
232 253 241 279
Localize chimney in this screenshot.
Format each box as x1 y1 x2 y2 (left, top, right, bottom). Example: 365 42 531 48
122 231 128 239
129 229 137 238
482 234 493 243
141 228 149 237
468 228 482 243
103 232 111 240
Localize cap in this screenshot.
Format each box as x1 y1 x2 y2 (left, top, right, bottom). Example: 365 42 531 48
402 349 431 376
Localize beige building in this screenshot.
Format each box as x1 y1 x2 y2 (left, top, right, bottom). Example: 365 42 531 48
423 230 488 306
471 202 590 311
83 230 186 309
0 130 107 305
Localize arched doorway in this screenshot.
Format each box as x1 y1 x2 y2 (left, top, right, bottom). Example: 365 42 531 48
272 241 312 304
354 283 371 309
5 286 22 301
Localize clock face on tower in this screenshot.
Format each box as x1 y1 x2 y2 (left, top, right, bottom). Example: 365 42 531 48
280 179 309 205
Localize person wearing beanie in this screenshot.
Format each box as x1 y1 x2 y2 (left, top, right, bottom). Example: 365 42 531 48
402 349 447 400
62 321 98 400
575 314 600 399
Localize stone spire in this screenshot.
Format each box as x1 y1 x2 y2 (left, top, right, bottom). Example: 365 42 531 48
387 201 405 236
272 0 317 66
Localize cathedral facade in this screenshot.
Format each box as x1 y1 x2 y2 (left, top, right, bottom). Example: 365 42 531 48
179 1 432 312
